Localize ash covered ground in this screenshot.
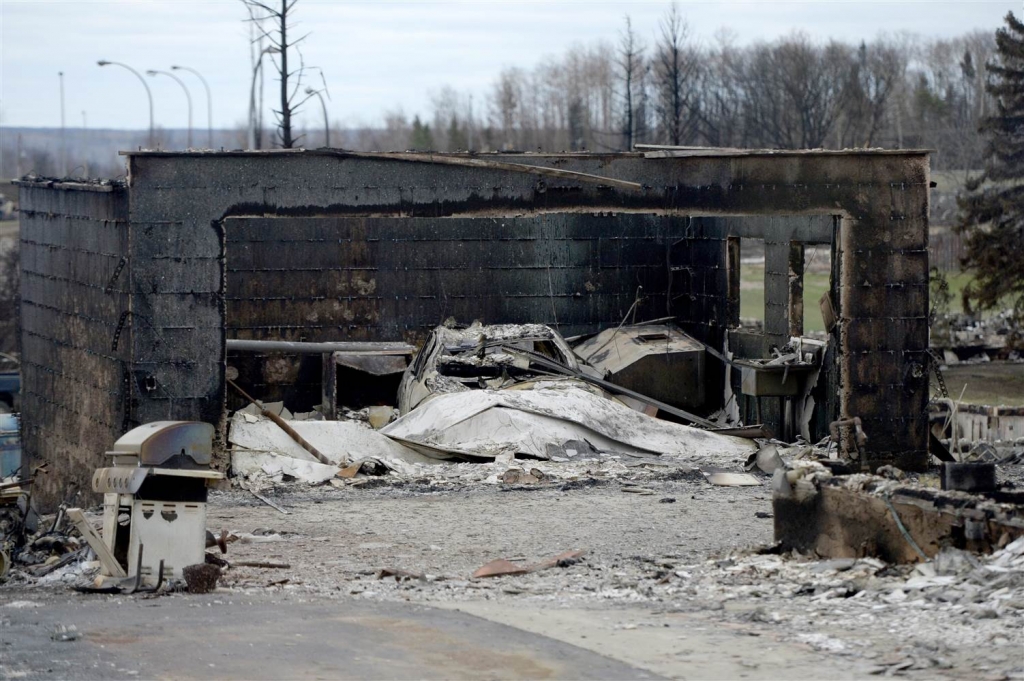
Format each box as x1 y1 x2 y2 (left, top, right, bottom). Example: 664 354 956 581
8 467 1020 680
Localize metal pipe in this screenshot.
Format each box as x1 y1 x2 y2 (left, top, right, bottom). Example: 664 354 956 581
227 379 335 466
226 339 414 355
500 344 721 431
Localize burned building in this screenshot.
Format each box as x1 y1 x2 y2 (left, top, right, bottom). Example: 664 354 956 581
16 148 930 508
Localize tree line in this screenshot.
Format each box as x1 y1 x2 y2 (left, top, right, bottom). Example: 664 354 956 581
368 6 993 173
0 5 998 178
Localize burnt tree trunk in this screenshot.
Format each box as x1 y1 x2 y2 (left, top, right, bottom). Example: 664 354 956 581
278 0 293 148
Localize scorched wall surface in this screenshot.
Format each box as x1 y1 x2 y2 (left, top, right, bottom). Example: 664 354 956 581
225 214 683 342
16 181 130 506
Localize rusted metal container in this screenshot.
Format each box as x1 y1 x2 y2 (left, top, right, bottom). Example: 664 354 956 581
574 324 705 410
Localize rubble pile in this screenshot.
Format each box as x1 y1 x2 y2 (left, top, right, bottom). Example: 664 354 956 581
227 322 765 492
259 528 1024 675
932 309 1023 358
3 314 1024 678
0 502 101 587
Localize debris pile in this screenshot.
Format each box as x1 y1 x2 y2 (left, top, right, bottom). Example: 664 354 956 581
931 309 1023 358
229 410 435 488
383 380 755 462
227 321 763 493
0 489 93 585
773 460 1024 562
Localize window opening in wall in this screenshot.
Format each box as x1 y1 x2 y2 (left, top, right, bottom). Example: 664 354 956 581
802 244 833 334
738 237 765 332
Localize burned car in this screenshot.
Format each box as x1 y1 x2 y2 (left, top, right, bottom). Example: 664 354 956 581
397 322 589 414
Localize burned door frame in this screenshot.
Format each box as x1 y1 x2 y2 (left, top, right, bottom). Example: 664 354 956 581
669 215 839 441
726 215 839 444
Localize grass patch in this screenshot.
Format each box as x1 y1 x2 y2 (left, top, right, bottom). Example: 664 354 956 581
936 363 1024 406
933 270 1002 316
740 264 830 333
740 265 993 333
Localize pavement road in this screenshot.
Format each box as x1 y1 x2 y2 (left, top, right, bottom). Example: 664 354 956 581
1 593 657 680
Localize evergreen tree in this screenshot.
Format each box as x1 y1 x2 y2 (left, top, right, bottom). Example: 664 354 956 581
956 12 1024 334
409 116 434 151
446 116 468 151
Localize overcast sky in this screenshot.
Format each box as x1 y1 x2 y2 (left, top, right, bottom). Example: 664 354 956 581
0 0 1016 132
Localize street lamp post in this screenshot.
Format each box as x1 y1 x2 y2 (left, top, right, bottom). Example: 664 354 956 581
58 71 66 176
82 110 89 177
171 65 213 148
148 69 193 148
249 47 279 149
305 87 330 148
97 60 154 147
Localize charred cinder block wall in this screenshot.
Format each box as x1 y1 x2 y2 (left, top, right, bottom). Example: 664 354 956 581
226 214 682 342
16 181 130 506
225 214 686 408
121 151 928 471
669 216 730 350
18 150 929 510
839 181 931 462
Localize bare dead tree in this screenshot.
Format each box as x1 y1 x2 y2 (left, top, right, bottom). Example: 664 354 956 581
242 0 322 149
781 38 849 148
491 68 523 150
634 61 652 145
653 3 698 145
740 34 849 149
837 39 905 148
616 16 645 150
693 32 745 147
857 41 905 146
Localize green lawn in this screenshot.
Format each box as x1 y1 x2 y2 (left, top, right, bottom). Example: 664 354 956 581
740 265 830 333
938 363 1024 406
740 266 986 334
934 270 981 315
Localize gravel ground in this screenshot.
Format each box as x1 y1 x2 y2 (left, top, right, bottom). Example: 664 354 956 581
199 471 1024 680
211 473 775 590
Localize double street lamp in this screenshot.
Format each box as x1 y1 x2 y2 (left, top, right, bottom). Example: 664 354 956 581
147 69 193 148
305 87 330 148
172 65 213 148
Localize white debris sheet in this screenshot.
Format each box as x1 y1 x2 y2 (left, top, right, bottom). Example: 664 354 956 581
231 451 340 484
381 381 756 463
228 415 439 477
